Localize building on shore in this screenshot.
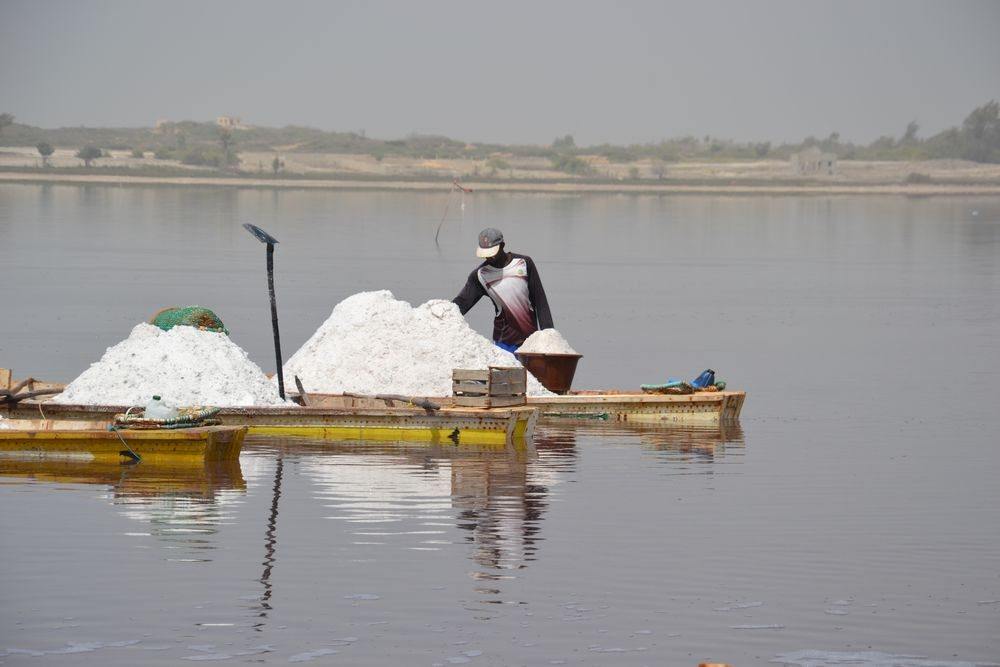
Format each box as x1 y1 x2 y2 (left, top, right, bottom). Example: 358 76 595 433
216 116 248 130
791 146 837 175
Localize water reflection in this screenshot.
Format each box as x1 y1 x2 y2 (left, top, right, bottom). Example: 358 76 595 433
259 439 571 613
635 422 744 466
0 457 246 559
250 424 741 614
454 427 579 590
254 454 283 631
539 421 746 466
452 450 545 577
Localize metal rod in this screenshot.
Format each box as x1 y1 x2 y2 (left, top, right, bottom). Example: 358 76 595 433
267 243 285 400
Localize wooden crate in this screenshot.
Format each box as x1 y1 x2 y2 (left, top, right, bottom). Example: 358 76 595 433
452 367 527 408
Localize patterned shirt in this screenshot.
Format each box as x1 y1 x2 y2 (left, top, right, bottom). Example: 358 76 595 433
453 253 554 346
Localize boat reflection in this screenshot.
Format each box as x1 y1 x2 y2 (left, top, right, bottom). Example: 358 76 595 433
636 421 745 463
537 421 746 464
0 457 247 558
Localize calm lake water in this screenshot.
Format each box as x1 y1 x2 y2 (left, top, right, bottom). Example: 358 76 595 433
1 184 998 666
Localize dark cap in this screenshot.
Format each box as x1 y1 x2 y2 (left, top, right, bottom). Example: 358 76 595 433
476 227 504 258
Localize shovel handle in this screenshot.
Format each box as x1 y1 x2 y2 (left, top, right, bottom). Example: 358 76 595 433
344 392 441 411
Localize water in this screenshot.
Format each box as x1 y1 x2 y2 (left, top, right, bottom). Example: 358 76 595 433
1 185 998 665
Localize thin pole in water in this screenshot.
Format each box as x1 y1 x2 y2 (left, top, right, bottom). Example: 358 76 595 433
434 178 473 247
243 223 285 399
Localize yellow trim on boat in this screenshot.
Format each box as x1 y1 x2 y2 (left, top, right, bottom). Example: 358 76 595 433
249 423 521 446
8 403 539 447
0 423 246 463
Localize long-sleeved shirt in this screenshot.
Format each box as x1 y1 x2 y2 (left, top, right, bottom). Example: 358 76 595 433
452 252 554 346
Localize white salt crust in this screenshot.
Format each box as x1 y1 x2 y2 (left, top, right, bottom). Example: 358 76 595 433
282 291 553 397
518 328 578 355
53 323 288 407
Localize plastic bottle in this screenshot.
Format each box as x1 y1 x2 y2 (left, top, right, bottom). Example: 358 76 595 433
145 395 179 421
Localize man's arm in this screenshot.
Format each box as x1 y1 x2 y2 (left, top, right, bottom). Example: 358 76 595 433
453 270 485 315
526 257 554 329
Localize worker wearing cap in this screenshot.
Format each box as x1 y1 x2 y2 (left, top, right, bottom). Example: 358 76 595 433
453 228 554 353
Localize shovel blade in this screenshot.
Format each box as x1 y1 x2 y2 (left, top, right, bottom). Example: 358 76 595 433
243 223 279 245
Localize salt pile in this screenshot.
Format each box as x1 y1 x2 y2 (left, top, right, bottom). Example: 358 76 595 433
518 328 578 355
283 291 552 397
53 323 288 407
0 415 9 429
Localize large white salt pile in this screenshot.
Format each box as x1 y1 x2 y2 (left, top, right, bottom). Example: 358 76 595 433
0 415 10 429
518 328 578 355
283 291 553 397
53 323 288 407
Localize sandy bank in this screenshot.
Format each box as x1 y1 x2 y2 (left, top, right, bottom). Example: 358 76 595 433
2 171 1000 196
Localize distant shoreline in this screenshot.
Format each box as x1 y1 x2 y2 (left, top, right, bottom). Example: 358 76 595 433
2 171 1000 196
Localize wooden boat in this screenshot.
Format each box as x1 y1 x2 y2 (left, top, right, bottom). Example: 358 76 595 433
527 390 746 425
3 370 736 440
2 370 537 446
303 390 744 426
0 419 246 463
240 405 538 446
6 402 538 447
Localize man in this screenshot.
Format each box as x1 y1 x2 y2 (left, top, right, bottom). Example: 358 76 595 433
453 227 553 352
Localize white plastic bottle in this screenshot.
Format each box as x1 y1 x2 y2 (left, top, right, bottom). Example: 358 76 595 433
145 395 179 420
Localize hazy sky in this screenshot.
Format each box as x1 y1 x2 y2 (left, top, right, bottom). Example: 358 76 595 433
2 0 998 145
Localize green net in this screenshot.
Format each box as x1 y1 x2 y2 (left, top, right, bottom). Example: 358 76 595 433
150 306 229 335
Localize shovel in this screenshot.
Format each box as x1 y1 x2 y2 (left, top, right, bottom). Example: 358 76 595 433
243 223 286 400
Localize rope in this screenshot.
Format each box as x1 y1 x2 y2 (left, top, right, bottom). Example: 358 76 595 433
114 406 221 429
109 425 141 463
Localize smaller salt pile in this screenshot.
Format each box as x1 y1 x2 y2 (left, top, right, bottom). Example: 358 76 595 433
283 291 553 397
518 328 578 355
0 415 10 430
53 323 288 407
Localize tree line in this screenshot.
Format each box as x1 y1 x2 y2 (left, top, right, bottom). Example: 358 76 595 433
1 100 998 174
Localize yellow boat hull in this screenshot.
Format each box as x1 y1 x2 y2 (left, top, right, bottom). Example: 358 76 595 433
0 420 246 463
7 403 538 447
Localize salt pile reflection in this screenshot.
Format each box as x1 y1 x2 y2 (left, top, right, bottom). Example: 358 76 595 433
294 440 567 592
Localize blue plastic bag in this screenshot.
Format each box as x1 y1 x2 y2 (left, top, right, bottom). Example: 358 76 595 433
691 369 716 389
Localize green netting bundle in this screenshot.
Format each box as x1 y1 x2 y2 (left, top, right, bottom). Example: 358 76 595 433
150 306 229 335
